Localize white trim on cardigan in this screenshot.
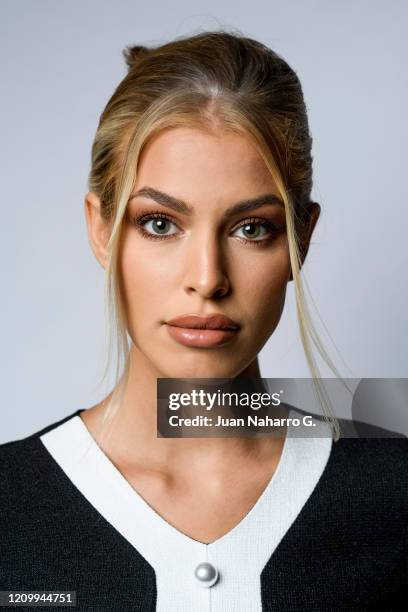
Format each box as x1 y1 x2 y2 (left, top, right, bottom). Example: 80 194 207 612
40 410 332 612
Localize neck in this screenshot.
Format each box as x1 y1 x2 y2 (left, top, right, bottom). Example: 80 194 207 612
88 343 284 473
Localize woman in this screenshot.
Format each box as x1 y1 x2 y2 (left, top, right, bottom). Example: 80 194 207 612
0 31 406 611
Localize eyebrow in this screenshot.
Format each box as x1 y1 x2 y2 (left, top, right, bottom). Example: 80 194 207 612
128 186 284 218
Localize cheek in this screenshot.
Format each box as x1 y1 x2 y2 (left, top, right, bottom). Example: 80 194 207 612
118 236 171 322
239 246 291 330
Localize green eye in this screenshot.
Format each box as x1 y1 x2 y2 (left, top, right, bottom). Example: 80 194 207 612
236 222 262 240
147 217 175 235
135 213 178 240
233 219 277 242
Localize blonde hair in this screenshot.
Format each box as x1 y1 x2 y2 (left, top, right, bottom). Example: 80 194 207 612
88 30 348 444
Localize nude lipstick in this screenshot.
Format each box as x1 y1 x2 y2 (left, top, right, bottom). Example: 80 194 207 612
165 313 240 348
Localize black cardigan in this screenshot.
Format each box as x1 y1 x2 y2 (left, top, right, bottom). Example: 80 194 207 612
0 408 406 611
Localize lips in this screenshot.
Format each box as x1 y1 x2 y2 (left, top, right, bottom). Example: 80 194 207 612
165 314 240 331
164 314 240 348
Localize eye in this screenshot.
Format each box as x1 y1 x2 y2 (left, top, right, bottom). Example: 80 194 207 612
232 218 278 243
133 212 179 240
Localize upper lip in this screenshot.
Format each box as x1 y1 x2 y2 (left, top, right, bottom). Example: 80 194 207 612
165 313 240 331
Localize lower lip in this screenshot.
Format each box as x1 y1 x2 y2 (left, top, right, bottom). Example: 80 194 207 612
165 324 239 348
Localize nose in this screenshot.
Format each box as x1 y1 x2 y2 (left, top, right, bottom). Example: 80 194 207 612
183 231 230 299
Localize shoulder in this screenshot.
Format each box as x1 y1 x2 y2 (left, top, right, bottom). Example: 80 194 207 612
325 414 407 497
329 435 408 481
288 406 407 513
290 406 407 472
0 408 83 453
0 409 83 496
318 434 408 525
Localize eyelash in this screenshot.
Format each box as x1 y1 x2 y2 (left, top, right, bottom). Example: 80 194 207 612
131 211 279 246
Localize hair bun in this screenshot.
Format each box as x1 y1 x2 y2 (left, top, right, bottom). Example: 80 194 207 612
123 44 150 70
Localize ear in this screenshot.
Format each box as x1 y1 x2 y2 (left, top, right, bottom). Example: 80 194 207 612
288 202 321 282
84 192 111 269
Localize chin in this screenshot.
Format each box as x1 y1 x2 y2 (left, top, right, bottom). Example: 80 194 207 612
166 353 252 378
156 355 249 380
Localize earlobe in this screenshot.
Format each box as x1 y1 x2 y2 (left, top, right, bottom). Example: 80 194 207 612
84 192 110 270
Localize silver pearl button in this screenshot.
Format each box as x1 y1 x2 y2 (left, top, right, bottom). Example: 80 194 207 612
194 562 219 587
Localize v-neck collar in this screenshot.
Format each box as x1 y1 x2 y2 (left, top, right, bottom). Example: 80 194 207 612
40 409 332 612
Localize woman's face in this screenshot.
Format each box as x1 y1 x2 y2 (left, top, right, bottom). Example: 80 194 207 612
115 126 299 378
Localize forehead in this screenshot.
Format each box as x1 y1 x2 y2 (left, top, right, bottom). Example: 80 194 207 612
134 126 278 206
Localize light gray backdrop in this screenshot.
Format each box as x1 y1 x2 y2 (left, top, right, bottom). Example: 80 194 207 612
1 0 407 442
